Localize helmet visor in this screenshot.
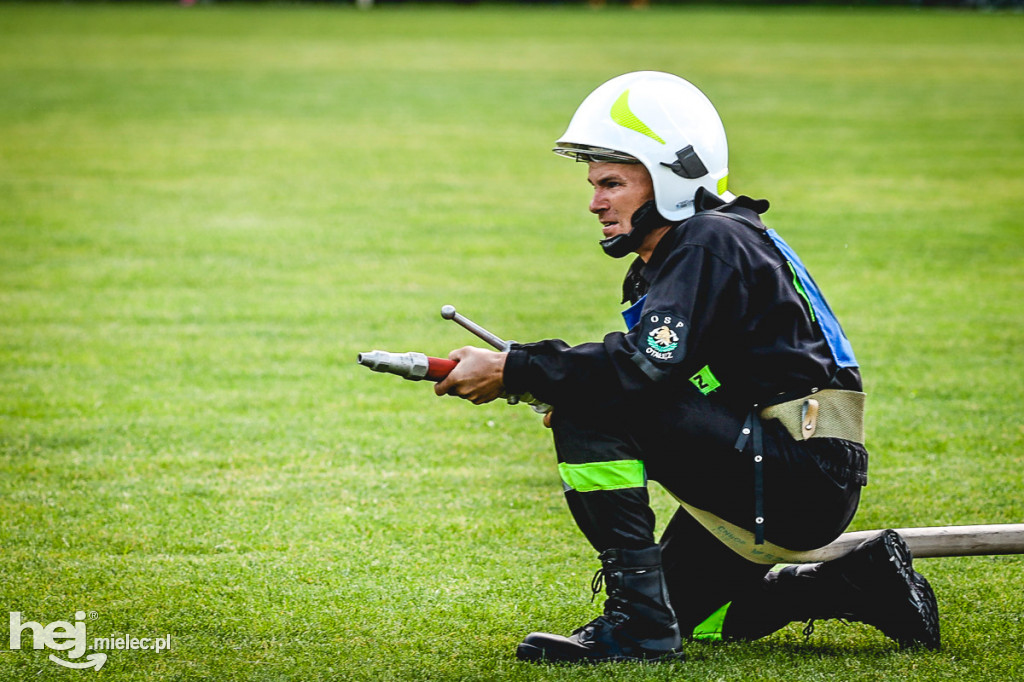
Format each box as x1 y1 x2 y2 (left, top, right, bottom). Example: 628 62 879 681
552 143 640 164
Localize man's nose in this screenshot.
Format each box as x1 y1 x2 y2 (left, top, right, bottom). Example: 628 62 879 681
589 190 607 214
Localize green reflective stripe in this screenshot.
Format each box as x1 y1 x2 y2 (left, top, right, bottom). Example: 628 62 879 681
558 460 646 493
692 601 731 641
787 261 816 323
610 89 666 145
689 365 721 395
717 174 729 195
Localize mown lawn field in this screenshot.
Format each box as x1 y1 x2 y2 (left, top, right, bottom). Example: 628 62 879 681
1 3 1022 680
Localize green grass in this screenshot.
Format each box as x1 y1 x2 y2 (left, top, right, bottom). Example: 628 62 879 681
1 3 1022 680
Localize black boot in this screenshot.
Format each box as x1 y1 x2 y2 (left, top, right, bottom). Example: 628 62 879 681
727 529 940 649
516 546 684 663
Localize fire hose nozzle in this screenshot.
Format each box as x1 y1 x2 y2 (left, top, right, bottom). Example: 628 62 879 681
357 350 456 382
359 308 551 415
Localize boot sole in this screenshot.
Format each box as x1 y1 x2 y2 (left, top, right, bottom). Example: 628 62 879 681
516 642 685 664
905 571 941 650
877 530 941 650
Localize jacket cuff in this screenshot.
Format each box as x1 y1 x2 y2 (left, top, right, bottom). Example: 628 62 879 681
503 347 531 396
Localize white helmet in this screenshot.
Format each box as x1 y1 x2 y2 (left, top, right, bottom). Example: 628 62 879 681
554 71 733 223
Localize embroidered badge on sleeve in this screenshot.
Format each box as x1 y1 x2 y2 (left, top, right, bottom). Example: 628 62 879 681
640 311 688 365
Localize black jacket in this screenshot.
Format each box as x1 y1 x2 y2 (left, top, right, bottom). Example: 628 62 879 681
504 191 861 433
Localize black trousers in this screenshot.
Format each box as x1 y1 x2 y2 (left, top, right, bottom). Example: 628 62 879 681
550 402 866 638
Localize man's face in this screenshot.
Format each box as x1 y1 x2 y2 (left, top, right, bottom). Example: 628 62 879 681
587 161 656 242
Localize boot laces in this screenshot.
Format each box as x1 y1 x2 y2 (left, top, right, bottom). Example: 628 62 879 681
802 620 816 638
803 617 849 639
590 565 607 603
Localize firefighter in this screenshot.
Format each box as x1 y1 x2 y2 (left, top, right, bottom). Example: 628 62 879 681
435 71 939 663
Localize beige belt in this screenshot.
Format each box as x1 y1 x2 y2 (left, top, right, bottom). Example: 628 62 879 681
759 389 866 444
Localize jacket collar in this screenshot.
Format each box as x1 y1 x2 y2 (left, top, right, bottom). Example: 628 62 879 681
694 186 770 217
620 189 770 304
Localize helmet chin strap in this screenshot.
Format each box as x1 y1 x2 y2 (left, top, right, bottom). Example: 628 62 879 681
599 230 645 259
599 200 674 259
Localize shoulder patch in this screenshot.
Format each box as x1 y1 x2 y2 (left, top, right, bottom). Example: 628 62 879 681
639 311 688 365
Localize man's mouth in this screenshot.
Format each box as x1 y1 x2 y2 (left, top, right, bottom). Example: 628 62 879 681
601 221 619 237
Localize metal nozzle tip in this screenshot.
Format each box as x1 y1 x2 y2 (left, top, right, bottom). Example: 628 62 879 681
440 305 456 320
357 351 383 369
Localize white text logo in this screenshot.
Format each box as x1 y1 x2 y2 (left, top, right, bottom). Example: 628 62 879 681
8 611 171 671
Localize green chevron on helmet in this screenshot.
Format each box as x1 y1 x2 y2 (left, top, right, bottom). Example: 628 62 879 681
610 89 666 145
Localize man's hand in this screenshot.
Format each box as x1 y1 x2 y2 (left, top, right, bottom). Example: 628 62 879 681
433 347 507 405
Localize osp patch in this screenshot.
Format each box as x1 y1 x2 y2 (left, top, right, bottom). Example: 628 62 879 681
640 311 688 365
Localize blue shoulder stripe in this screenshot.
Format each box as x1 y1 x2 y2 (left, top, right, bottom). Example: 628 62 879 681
766 230 858 369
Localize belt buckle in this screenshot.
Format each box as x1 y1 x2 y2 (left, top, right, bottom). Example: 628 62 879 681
801 399 819 439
